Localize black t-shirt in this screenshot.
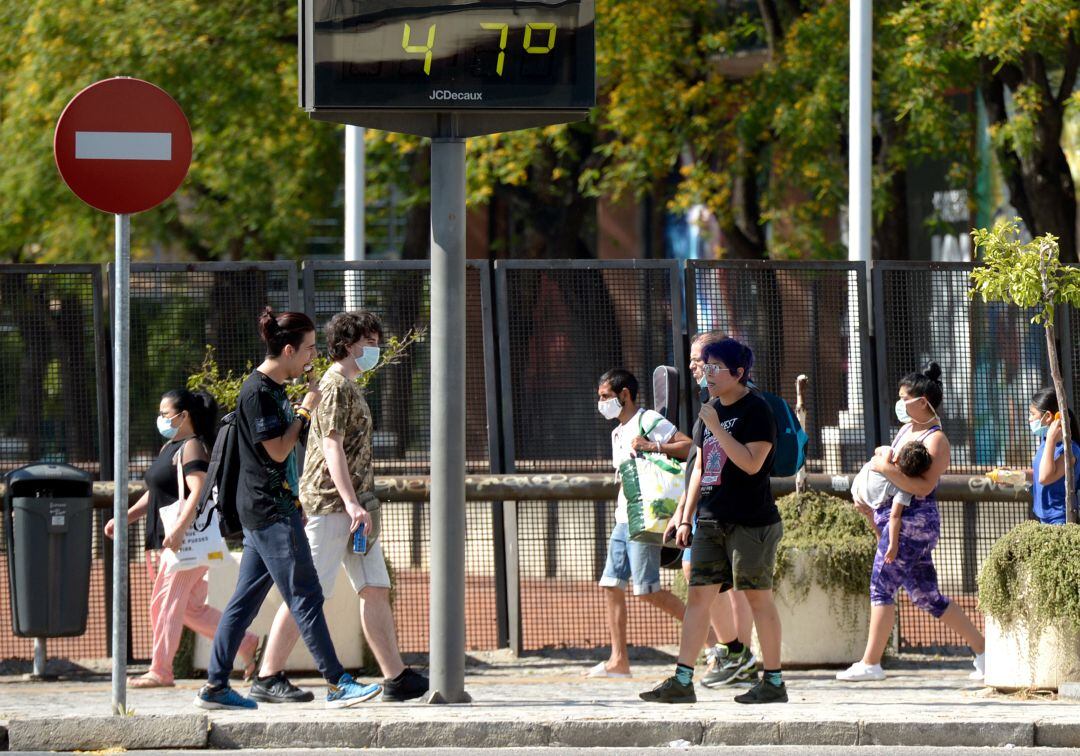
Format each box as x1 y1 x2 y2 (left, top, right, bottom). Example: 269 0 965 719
692 391 779 526
142 437 209 550
235 370 302 530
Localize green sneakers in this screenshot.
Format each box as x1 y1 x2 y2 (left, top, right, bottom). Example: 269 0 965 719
701 646 757 688
639 675 697 704
734 678 788 704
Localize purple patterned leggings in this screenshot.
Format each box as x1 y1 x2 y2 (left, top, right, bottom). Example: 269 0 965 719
869 498 951 618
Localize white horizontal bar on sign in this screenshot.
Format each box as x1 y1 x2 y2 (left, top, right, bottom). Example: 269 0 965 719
75 131 172 161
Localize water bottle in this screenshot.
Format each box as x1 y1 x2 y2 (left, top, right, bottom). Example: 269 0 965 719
987 468 1027 487
352 523 366 554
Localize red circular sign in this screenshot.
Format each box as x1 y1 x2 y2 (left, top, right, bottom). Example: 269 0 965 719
54 78 192 215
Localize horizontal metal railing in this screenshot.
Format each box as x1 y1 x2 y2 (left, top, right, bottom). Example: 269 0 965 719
1 473 1029 507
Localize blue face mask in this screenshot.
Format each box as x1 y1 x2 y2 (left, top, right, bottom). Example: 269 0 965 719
156 414 178 439
1030 418 1048 437
355 346 380 372
698 375 708 389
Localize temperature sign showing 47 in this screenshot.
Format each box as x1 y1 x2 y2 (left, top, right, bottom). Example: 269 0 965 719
304 0 595 111
401 20 557 76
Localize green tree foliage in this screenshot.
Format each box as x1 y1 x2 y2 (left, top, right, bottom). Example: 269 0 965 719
187 328 426 412
890 0 1080 262
3 2 1077 262
0 0 342 262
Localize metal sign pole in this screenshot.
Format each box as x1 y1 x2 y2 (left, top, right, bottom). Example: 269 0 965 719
427 133 470 704
344 125 365 310
111 212 130 714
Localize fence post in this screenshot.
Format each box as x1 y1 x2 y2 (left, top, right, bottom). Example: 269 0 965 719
477 262 511 650
493 262 522 656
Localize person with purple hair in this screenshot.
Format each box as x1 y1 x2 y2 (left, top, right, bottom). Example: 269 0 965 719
641 338 787 705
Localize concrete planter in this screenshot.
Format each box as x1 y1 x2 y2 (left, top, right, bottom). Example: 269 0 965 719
984 615 1080 691
193 551 368 673
755 548 869 666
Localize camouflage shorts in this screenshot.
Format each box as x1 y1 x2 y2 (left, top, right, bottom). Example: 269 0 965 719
688 520 783 590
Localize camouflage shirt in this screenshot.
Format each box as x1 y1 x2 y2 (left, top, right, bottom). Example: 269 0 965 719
299 368 374 516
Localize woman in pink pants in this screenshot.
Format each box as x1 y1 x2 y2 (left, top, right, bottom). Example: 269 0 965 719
106 389 259 688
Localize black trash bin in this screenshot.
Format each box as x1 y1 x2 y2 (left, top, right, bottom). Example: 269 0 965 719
3 463 93 637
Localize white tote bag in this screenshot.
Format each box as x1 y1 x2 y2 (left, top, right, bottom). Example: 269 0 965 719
158 448 227 574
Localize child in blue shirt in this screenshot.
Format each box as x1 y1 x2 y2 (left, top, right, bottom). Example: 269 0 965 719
1028 388 1080 525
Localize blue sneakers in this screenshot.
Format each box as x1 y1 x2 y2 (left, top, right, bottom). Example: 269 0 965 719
194 684 258 710
325 673 382 709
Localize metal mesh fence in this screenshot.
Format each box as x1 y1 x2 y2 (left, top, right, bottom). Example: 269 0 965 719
874 263 1052 652
0 266 109 661
496 261 682 651
379 501 499 652
688 261 872 473
0 261 1071 663
303 261 500 650
125 263 297 476
0 267 105 475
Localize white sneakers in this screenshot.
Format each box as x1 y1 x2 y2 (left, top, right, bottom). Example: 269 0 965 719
835 661 886 681
836 654 986 683
970 652 986 681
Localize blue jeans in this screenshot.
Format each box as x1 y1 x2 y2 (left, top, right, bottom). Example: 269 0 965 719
599 522 662 595
208 510 345 686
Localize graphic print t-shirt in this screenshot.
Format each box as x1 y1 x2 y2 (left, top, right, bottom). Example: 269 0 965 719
235 370 301 530
692 391 779 527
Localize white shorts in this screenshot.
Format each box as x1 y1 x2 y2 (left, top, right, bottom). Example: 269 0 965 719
305 511 391 597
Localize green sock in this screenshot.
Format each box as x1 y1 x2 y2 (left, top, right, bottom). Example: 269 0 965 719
675 663 694 686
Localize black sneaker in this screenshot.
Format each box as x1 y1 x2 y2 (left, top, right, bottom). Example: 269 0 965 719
734 678 788 704
381 667 429 702
702 647 757 688
248 671 315 703
639 675 697 704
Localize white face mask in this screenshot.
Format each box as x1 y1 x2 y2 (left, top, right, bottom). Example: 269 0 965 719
354 346 380 372
598 397 622 420
896 396 934 424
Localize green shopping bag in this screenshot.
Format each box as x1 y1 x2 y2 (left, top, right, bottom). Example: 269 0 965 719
620 415 685 545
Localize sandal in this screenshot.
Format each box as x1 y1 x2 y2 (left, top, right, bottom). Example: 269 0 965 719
129 673 173 689
583 661 632 679
242 635 267 683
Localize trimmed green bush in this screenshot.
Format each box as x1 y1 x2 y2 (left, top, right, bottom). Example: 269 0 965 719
977 521 1080 637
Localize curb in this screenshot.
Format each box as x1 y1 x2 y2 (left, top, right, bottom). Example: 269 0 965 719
3 715 1078 750
5 714 207 752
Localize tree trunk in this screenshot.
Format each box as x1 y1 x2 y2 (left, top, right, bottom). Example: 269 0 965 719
1043 321 1077 523
980 63 1078 264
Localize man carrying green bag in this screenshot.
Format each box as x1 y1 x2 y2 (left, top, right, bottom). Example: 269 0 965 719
584 369 696 679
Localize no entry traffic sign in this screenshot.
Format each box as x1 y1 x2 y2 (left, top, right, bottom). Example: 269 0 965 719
54 77 191 215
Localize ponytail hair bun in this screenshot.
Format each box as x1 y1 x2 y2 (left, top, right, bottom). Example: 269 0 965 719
900 360 944 410
922 361 942 383
258 306 281 343
257 308 315 357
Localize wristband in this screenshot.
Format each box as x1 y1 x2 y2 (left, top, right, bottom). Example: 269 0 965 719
655 441 661 453
296 407 312 423
677 522 692 529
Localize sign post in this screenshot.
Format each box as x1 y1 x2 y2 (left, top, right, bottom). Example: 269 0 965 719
428 132 468 702
299 0 595 702
54 77 192 714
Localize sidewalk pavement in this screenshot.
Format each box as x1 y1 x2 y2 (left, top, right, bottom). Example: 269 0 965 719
0 651 1077 752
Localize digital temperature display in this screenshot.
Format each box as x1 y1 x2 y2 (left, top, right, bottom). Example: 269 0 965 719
300 1 595 111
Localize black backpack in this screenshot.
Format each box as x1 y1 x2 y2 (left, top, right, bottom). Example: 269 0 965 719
195 410 244 539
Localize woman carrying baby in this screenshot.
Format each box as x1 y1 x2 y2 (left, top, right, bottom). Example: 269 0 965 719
837 362 985 682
